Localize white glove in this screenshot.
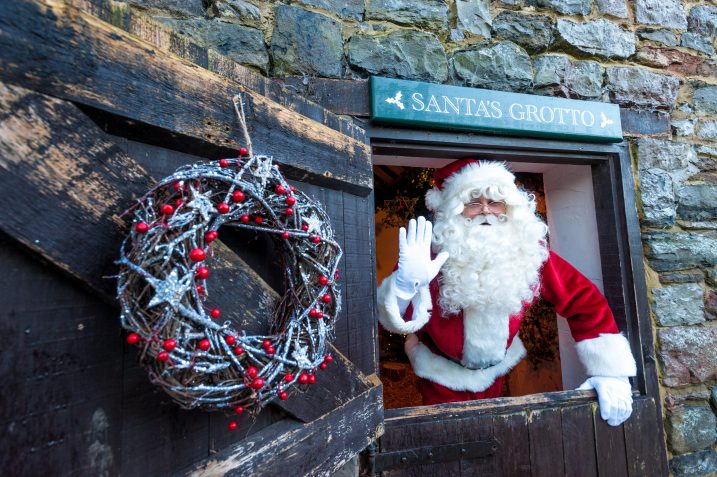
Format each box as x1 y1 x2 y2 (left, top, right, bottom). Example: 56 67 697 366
577 376 633 426
394 217 449 299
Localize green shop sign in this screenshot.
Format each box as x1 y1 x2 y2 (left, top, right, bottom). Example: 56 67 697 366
370 76 623 142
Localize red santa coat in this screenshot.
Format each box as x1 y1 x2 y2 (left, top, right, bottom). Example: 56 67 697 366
377 251 637 405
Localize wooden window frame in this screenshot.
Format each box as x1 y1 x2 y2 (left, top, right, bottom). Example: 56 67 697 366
367 125 661 424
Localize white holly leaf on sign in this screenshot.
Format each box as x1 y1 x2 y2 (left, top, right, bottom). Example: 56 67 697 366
600 112 614 128
385 91 404 110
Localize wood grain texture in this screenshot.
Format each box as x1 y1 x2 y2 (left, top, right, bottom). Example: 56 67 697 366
593 405 629 477
493 412 531 477
0 82 368 423
0 0 372 195
624 397 667 477
528 407 565 477
561 404 598 477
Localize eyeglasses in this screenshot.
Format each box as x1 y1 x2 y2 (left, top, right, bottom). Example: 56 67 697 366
463 200 506 214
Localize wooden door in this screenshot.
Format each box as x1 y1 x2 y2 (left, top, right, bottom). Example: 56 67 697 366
0 1 382 475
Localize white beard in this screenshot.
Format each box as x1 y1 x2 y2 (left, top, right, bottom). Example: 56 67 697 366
432 213 549 368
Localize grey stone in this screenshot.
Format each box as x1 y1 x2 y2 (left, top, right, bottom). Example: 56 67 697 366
290 0 363 20
677 185 717 221
682 32 715 56
671 448 717 477
644 231 717 272
658 325 717 386
606 67 680 109
535 0 591 16
271 5 343 78
636 138 699 181
156 18 268 72
452 41 533 92
698 120 717 141
697 146 717 159
213 0 261 27
639 169 676 226
659 271 705 285
712 387 717 407
635 0 688 30
596 0 627 18
637 29 679 47
652 284 705 326
493 11 553 53
557 19 636 59
347 29 448 83
694 86 717 115
455 0 492 38
671 119 697 137
688 6 717 38
533 55 604 98
707 268 717 287
366 0 449 30
450 29 465 42
126 0 204 17
667 404 717 454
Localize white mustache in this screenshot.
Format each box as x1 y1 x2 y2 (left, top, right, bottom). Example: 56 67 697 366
474 214 507 225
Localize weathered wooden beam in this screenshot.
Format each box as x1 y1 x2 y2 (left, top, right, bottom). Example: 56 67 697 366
0 0 372 196
282 77 371 117
184 375 383 477
0 82 367 423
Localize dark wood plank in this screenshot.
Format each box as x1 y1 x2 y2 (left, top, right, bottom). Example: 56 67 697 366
624 397 666 477
494 412 531 477
0 82 368 423
593 405 629 477
183 376 383 477
528 407 565 477
282 77 371 117
458 414 495 476
619 108 670 137
0 0 372 196
561 405 598 477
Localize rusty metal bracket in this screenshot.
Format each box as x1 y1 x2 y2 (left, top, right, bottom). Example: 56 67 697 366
370 438 499 474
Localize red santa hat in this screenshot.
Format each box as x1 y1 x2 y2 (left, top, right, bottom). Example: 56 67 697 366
425 159 521 212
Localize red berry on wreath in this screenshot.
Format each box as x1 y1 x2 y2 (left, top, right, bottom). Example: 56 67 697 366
324 355 333 364
311 235 321 244
234 346 244 355
228 420 238 431
175 198 184 208
322 293 332 303
198 339 211 351
173 181 184 191
317 311 324 319
210 308 221 319
279 391 288 400
160 204 174 215
189 248 206 262
232 190 245 202
320 363 327 370
309 308 318 318
262 339 271 348
239 147 249 156
219 159 229 168
285 196 296 206
275 185 286 195
298 373 309 384
205 230 218 242
284 208 293 215
308 374 317 384
195 266 209 280
246 366 258 378
135 222 149 233
318 275 329 286
266 346 275 354
282 231 290 239
285 373 294 382
254 216 264 224
196 285 204 294
225 335 236 346
216 202 230 214
250 377 264 389
234 405 244 415
126 332 140 345
301 224 309 231
289 185 295 192
240 214 250 223
163 339 177 351
157 351 170 362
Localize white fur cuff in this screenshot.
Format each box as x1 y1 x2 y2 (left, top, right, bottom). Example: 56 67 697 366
405 336 526 392
575 333 637 377
376 272 432 334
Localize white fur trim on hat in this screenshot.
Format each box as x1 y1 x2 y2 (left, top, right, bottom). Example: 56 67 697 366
426 162 519 213
575 333 637 377
405 334 526 392
376 272 432 334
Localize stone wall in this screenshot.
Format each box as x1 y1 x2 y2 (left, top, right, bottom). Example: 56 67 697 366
117 0 716 474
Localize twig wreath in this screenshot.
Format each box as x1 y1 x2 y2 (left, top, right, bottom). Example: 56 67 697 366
117 96 342 425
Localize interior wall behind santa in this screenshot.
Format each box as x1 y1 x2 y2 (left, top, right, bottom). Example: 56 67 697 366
106 1 717 474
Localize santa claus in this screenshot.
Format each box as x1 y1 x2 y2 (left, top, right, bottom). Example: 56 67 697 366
377 159 636 426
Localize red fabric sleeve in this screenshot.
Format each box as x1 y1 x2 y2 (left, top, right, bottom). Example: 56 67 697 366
540 251 619 341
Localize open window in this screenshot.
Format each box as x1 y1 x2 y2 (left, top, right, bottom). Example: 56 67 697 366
363 127 668 476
